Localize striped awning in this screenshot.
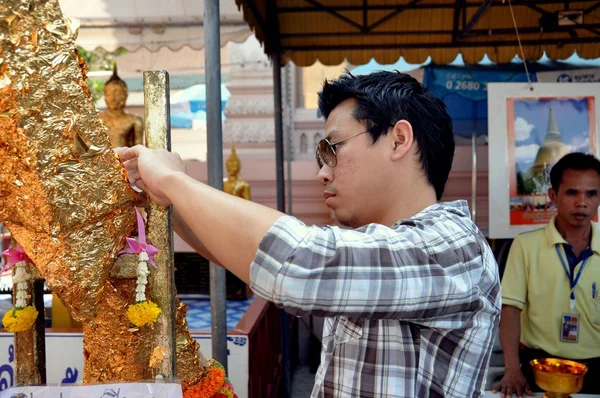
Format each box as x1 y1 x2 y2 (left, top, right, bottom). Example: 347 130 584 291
235 0 600 66
58 0 252 52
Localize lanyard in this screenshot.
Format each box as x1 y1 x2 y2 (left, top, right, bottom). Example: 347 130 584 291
556 244 589 312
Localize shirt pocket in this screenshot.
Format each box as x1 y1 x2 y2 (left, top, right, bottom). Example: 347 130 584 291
334 317 364 345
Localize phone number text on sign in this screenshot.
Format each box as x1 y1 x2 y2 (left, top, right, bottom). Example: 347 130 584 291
445 80 486 91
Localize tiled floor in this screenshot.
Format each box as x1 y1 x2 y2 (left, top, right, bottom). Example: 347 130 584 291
291 365 315 398
182 296 254 330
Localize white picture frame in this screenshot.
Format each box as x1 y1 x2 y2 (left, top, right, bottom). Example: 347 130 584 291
488 83 600 239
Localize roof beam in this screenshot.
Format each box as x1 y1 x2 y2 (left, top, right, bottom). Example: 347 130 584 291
587 26 600 35
282 35 600 51
276 0 598 13
526 3 550 15
280 23 600 38
452 0 466 42
458 0 495 40
366 0 420 32
584 2 600 14
302 0 363 31
527 3 600 37
266 0 281 53
363 0 368 32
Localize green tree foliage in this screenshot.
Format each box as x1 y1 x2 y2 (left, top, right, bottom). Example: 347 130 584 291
516 171 536 195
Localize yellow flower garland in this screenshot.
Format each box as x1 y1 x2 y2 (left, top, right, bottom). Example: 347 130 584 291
3 306 38 333
126 300 161 327
183 360 230 398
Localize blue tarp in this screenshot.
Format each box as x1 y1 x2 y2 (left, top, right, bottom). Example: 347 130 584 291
170 84 231 129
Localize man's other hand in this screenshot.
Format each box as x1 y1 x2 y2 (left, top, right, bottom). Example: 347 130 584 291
492 368 533 398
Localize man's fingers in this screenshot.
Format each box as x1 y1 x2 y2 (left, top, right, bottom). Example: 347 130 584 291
525 384 533 396
114 147 127 157
124 159 140 177
120 145 145 161
127 169 141 182
134 179 147 192
506 386 513 397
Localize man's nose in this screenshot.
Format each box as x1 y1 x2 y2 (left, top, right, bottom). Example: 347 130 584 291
317 164 333 186
577 193 588 206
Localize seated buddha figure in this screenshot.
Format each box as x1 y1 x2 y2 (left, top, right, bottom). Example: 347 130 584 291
99 65 143 148
223 147 251 200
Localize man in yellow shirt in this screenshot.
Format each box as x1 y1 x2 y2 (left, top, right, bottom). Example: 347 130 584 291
495 152 600 397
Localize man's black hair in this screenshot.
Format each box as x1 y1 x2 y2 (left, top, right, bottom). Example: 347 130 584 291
317 71 454 200
550 152 600 192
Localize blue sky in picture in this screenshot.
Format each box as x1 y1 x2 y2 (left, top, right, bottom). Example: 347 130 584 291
513 98 591 173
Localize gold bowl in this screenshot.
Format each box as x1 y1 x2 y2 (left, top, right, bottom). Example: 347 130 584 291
530 358 588 398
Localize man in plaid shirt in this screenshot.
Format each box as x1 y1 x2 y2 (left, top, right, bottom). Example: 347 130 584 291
120 71 501 397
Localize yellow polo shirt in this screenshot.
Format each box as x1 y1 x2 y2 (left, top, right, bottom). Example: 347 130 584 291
501 218 600 359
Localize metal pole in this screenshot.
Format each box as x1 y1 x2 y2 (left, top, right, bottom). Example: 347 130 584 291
273 51 291 397
273 55 286 212
204 0 228 371
144 70 177 378
284 63 293 215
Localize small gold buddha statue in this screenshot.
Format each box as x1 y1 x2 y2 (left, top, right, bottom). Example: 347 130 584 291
223 146 251 200
99 65 143 148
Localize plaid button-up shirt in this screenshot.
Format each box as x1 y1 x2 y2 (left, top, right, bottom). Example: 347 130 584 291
250 200 501 397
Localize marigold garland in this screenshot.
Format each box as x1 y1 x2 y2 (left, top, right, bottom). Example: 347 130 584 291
1 250 38 333
3 306 38 333
126 300 161 327
183 359 238 398
214 380 237 398
120 210 162 327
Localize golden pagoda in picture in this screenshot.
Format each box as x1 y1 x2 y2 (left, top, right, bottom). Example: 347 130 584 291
529 107 571 177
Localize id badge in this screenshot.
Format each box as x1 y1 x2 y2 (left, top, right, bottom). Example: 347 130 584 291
561 313 580 343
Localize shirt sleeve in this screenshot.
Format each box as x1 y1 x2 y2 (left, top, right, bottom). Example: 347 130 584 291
500 236 528 310
250 215 489 322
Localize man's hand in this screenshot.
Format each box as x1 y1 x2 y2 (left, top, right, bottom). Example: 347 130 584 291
115 145 185 206
492 368 533 398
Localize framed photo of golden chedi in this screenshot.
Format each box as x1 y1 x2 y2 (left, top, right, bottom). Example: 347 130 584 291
488 83 600 239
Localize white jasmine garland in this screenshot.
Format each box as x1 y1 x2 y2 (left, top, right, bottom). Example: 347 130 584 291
11 261 31 308
136 251 150 302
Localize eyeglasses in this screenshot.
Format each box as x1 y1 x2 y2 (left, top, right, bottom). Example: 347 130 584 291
315 131 368 169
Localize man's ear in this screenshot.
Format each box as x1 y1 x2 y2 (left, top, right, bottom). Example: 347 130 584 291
390 120 414 161
549 187 557 204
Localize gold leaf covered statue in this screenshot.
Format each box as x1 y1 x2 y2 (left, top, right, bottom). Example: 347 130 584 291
223 147 251 200
0 1 236 397
99 65 144 148
0 0 136 326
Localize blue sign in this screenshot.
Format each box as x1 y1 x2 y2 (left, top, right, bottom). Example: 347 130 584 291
0 345 14 391
424 66 535 137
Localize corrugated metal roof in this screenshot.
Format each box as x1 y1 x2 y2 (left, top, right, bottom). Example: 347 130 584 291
235 0 600 66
